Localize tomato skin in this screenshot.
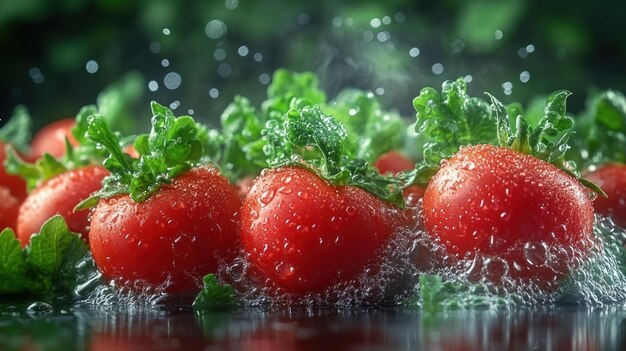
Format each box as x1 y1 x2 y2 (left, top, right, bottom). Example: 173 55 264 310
584 164 626 228
423 144 594 285
16 166 108 246
0 141 27 200
240 166 405 295
375 150 415 175
0 186 21 231
30 118 78 159
375 150 424 206
89 167 241 294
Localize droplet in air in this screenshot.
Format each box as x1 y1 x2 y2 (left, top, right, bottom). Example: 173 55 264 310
85 60 99 74
409 47 420 57
163 72 182 90
209 88 219 98
519 71 530 83
148 80 159 91
205 20 227 39
431 63 444 75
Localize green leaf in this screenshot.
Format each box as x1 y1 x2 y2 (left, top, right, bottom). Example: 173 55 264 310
411 78 494 186
416 274 511 313
0 229 29 294
86 102 211 204
192 274 237 311
0 105 32 151
324 90 408 162
569 90 626 168
267 69 326 106
0 216 90 296
96 71 145 134
27 216 85 289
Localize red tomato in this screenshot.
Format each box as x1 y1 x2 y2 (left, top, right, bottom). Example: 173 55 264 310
16 165 108 246
0 141 27 200
584 163 626 228
124 144 139 158
240 166 407 295
423 144 594 286
375 150 424 206
89 167 241 294
375 150 415 175
235 176 255 199
0 186 21 231
30 118 78 159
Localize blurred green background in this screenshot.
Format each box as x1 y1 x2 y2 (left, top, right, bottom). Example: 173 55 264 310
1 0 625 131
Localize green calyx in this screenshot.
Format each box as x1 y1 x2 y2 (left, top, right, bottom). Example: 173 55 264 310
265 102 405 208
410 77 603 195
214 70 410 188
487 91 605 196
81 101 207 205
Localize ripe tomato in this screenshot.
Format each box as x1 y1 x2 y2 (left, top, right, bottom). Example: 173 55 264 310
375 150 415 175
16 165 108 246
423 144 594 286
374 150 424 206
30 118 78 159
240 166 407 295
584 163 626 228
0 186 21 231
0 141 27 200
89 167 241 294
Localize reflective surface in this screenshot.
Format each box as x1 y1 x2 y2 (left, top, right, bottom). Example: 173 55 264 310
2 303 626 351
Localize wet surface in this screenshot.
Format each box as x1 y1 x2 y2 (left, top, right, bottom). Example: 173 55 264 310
2 304 626 351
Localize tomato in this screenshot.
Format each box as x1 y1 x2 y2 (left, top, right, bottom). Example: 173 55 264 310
584 163 626 228
374 150 424 206
0 186 21 231
0 141 27 200
375 150 415 175
30 118 78 159
240 166 407 295
89 167 241 294
16 165 108 246
423 144 594 286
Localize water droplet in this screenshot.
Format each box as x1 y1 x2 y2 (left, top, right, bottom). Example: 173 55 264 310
296 225 309 233
250 210 259 220
237 45 249 57
85 60 98 74
163 72 182 90
209 88 219 98
259 189 275 205
259 73 270 85
494 30 503 40
431 63 444 75
297 191 309 200
524 242 547 266
345 206 356 216
205 20 227 39
297 13 310 25
148 80 159 91
162 28 170 35
167 219 179 229
225 0 238 10
330 216 342 230
275 262 295 279
519 71 530 83
27 302 53 316
409 47 420 57
278 186 292 194
334 235 344 246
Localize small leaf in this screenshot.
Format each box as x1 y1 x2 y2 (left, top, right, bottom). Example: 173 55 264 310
193 274 237 311
0 105 32 151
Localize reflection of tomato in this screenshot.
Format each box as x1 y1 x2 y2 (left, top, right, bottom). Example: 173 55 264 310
585 163 626 227
30 118 78 159
423 145 594 286
16 166 107 246
241 166 406 295
89 167 241 294
0 141 27 200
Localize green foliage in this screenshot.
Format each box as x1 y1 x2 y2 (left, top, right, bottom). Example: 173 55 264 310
0 106 32 151
83 101 207 204
415 275 511 313
192 274 237 311
488 91 604 195
0 215 88 296
411 78 494 185
569 90 626 168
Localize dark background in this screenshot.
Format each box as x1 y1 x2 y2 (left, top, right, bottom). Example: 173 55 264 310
1 0 625 131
